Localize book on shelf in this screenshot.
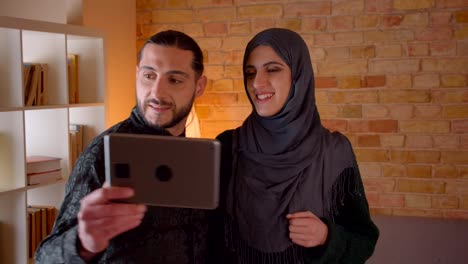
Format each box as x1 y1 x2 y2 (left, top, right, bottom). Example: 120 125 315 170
37 64 49 105
28 205 57 235
26 213 31 258
23 63 32 91
67 54 79 104
69 124 84 169
27 205 57 258
27 207 42 257
27 208 37 258
23 63 48 106
27 169 63 185
26 156 62 174
24 63 39 106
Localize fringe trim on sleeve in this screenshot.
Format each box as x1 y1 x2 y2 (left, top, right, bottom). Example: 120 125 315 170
324 166 361 222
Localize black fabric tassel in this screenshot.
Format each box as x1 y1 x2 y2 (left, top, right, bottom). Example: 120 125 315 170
325 166 361 222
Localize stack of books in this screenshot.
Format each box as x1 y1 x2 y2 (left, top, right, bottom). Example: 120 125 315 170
26 156 62 185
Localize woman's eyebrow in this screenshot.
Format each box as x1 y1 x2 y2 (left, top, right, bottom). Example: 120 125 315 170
262 61 285 67
245 61 285 68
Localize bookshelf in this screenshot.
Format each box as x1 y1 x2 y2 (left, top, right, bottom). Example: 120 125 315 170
0 16 106 263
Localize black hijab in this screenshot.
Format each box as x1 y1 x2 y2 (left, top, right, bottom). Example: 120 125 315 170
226 28 356 255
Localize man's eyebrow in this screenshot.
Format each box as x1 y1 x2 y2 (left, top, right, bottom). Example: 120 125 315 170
139 65 156 71
139 66 189 78
166 70 190 78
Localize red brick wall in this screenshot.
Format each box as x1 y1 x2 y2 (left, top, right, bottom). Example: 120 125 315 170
136 0 468 219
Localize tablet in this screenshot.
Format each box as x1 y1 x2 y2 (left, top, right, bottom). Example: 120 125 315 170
104 133 221 209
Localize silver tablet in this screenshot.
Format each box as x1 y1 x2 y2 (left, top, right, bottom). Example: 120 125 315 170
104 133 221 209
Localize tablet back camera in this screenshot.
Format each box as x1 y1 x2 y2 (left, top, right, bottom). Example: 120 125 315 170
114 163 130 178
155 165 172 182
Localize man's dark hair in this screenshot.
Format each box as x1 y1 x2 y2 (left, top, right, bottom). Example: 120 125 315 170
137 30 204 78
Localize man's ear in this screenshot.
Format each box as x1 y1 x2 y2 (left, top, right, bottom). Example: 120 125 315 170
195 75 207 97
136 65 139 79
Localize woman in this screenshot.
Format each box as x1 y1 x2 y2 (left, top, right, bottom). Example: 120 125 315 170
214 28 379 263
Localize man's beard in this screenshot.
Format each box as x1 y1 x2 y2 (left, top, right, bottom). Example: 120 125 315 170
137 94 195 131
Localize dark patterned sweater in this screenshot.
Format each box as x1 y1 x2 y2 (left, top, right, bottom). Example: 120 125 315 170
35 108 210 264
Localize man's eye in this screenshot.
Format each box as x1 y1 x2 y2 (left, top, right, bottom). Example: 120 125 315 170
169 78 183 84
143 73 154 79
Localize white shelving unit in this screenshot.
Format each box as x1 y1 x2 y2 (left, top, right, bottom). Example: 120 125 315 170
0 16 106 263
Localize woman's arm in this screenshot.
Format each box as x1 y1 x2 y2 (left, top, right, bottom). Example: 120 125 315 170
304 168 379 263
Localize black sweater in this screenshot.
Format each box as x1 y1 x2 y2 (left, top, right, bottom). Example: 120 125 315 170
209 130 379 263
35 109 210 264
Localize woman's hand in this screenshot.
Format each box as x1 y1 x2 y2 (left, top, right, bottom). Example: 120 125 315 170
286 211 328 248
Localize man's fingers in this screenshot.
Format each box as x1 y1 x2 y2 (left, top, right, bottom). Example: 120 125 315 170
78 203 146 220
81 186 135 206
109 214 146 236
77 186 145 255
80 214 145 236
79 213 145 253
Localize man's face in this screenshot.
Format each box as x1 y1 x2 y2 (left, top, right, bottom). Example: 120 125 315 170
136 44 206 136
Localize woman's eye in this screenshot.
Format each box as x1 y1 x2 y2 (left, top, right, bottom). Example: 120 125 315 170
267 67 281 73
245 71 256 78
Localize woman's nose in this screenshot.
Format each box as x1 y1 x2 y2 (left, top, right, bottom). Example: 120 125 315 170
252 71 267 88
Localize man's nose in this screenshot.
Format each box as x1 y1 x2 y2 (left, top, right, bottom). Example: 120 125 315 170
150 77 167 98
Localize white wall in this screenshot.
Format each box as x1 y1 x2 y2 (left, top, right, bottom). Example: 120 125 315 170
0 0 66 23
83 0 136 127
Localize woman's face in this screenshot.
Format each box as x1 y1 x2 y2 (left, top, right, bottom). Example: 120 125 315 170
245 45 292 117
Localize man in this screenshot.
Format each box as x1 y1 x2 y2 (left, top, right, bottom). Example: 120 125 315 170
35 30 209 263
